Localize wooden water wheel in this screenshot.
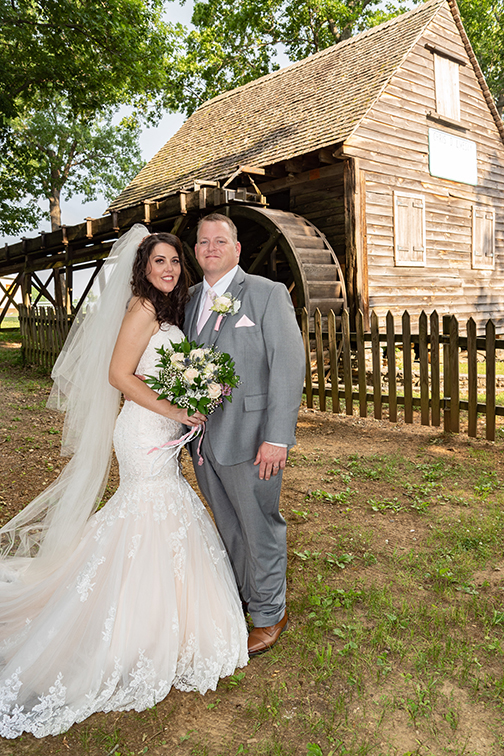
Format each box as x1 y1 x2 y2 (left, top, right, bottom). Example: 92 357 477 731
181 205 347 320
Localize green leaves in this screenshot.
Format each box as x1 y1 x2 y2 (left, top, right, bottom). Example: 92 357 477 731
0 95 145 233
163 0 412 114
0 0 171 121
164 0 504 118
0 0 175 233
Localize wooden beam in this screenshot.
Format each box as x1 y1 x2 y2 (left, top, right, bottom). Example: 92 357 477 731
31 270 57 307
248 231 281 275
240 164 266 176
258 161 344 196
71 260 104 313
182 240 203 279
344 158 357 327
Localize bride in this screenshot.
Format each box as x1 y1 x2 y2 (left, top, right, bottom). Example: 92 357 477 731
0 225 248 739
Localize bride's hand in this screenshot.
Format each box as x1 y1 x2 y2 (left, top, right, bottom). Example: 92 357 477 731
171 407 206 427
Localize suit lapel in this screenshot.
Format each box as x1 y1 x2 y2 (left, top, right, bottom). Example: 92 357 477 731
209 268 245 348
187 268 246 346
185 283 203 342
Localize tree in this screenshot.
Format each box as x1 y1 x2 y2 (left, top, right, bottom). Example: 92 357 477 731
166 0 504 117
1 98 144 234
457 0 504 114
0 0 171 130
0 0 180 235
164 0 412 114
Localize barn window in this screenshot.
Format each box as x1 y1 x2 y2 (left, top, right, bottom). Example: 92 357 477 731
434 53 460 121
472 205 495 269
393 192 426 267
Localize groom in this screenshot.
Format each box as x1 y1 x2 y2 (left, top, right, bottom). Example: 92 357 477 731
185 213 305 656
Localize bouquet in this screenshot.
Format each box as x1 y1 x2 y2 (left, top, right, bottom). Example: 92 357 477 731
145 337 240 417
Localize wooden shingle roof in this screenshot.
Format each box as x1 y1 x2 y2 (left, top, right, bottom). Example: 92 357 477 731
109 0 447 212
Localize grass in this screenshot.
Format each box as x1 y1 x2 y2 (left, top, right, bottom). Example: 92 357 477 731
277 440 504 754
2 344 504 754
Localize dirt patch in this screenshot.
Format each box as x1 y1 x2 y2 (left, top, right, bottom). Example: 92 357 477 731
1 340 504 755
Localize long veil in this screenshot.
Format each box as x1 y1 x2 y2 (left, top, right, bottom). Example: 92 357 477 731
0 224 149 583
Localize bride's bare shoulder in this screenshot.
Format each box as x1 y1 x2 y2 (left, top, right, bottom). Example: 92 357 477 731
126 296 156 318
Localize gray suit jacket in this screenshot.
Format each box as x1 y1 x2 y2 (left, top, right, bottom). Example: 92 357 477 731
185 267 305 466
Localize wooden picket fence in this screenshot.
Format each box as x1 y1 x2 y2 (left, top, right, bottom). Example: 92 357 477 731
19 305 72 372
301 308 504 441
16 304 504 441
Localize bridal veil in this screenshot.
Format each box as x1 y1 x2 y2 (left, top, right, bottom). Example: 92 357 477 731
0 224 149 583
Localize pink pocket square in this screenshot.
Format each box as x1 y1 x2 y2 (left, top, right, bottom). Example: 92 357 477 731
235 314 255 328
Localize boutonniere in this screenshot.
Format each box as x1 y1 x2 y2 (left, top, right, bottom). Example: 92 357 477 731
211 292 241 331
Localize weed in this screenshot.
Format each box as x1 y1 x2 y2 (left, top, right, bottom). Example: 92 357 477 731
294 549 321 562
291 509 310 520
474 471 500 498
306 488 353 505
368 496 403 513
226 671 246 688
324 552 354 569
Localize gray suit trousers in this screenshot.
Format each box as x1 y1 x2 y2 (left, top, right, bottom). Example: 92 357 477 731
194 438 287 628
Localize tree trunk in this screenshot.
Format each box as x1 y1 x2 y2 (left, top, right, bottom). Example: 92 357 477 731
49 186 67 309
49 187 62 231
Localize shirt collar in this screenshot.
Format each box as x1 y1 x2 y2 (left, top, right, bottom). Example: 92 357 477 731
202 265 239 297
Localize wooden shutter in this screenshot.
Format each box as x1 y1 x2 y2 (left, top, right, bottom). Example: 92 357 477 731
394 192 426 267
434 54 460 121
472 206 495 269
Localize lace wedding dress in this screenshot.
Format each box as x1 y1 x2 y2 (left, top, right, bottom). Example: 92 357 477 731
0 324 248 739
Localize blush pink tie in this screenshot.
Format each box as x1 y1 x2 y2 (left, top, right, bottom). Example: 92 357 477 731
196 289 215 334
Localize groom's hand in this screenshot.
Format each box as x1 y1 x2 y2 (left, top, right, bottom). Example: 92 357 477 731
254 442 287 481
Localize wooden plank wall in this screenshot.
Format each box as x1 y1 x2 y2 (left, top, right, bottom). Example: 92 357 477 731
288 162 346 274
343 4 504 334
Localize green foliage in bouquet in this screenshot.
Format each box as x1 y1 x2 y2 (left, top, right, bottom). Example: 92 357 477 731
145 337 240 416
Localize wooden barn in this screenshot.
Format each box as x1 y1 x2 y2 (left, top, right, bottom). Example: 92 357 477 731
107 0 504 333
1 0 503 338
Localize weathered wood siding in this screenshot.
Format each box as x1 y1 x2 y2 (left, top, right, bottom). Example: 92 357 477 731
286 163 346 273
343 4 504 333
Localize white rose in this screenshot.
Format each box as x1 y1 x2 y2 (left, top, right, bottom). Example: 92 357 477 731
203 362 217 375
183 368 199 383
170 352 185 364
213 296 229 310
190 348 206 360
207 382 222 399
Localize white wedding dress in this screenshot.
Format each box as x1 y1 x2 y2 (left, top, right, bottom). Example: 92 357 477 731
0 324 248 739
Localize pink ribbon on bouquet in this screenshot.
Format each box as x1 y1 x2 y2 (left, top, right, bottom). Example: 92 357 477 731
148 423 206 466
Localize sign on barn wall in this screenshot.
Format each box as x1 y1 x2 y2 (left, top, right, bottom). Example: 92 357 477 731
428 128 478 185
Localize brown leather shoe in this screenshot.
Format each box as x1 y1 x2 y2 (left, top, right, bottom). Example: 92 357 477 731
247 611 288 656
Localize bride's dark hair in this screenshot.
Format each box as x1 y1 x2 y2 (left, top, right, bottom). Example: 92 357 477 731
131 233 190 328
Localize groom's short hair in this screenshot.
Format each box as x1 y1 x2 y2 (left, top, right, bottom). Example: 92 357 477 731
197 213 238 245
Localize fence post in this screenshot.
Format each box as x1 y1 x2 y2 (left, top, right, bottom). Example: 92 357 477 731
402 311 413 424
341 309 353 415
486 318 496 442
449 315 460 433
314 308 326 412
301 308 313 409
430 311 440 426
467 317 477 438
443 314 451 432
328 310 340 413
386 311 397 423
356 310 367 417
419 311 429 426
371 310 381 419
